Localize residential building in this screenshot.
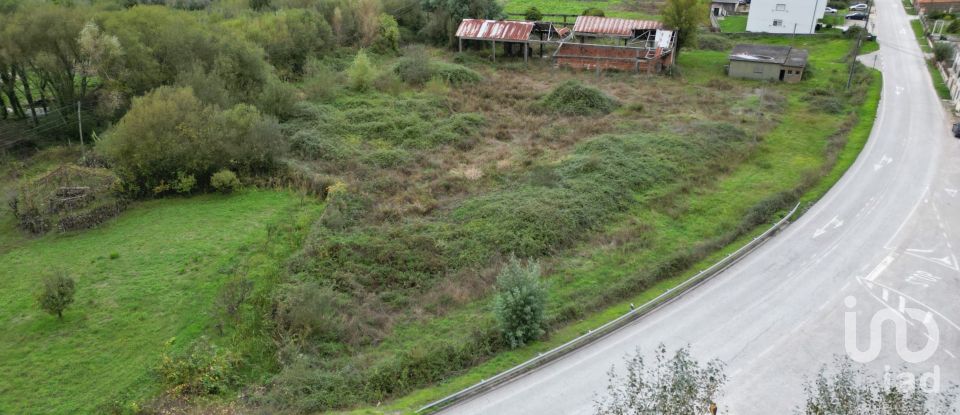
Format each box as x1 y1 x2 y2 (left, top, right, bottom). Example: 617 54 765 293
746 0 828 34
711 0 740 17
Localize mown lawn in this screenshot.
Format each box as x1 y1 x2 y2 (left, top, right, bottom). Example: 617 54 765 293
719 15 747 32
344 34 881 415
0 190 319 414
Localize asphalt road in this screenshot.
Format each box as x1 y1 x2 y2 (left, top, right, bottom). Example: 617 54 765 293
442 0 960 413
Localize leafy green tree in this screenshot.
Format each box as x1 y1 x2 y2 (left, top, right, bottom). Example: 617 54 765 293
420 0 503 45
494 255 546 348
799 357 958 414
582 7 605 16
98 86 280 195
594 345 726 415
661 0 706 52
524 6 543 21
37 271 76 320
231 9 333 79
374 13 401 53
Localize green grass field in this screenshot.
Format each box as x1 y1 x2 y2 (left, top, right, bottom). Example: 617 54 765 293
719 15 747 32
0 190 320 413
342 34 882 415
501 0 659 19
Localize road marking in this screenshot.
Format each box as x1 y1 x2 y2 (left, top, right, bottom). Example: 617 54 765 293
813 216 844 238
895 85 904 95
946 188 958 197
865 255 896 282
946 349 957 359
873 154 894 171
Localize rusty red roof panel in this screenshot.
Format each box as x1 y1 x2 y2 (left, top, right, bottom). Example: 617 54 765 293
456 19 535 41
572 16 663 37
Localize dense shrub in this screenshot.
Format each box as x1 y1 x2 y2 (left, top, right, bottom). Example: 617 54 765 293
157 337 239 396
394 46 433 85
210 169 241 194
37 271 76 320
233 9 333 79
494 256 547 348
348 50 376 91
273 281 351 345
934 42 954 62
258 77 300 121
373 13 400 53
524 6 543 21
98 86 281 195
536 80 619 116
432 62 482 85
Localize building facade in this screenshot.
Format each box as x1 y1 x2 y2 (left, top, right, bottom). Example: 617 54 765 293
914 0 960 13
746 0 828 34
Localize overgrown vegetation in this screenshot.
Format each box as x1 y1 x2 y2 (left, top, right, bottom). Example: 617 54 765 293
0 0 881 412
536 80 620 115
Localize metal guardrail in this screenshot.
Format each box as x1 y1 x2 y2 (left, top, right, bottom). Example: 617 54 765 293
416 202 802 414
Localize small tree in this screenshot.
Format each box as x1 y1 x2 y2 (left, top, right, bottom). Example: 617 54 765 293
595 344 726 415
37 271 76 320
373 13 400 53
934 42 954 63
661 0 706 53
494 255 547 348
348 49 375 92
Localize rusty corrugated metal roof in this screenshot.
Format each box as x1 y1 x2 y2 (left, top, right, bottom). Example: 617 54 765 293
456 19 535 41
572 16 663 37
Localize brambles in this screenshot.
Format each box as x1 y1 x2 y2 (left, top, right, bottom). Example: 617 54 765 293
156 337 239 396
37 271 76 321
536 80 619 116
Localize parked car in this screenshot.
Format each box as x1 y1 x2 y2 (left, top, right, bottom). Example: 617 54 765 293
846 12 868 20
953 122 960 138
849 3 869 11
825 6 838 13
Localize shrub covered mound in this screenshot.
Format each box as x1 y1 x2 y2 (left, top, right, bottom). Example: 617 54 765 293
11 164 126 234
536 80 620 116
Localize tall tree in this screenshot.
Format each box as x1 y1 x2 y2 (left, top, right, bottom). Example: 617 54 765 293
661 0 706 54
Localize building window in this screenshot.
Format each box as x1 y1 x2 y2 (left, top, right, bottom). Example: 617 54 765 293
773 19 783 26
754 65 764 74
775 3 787 11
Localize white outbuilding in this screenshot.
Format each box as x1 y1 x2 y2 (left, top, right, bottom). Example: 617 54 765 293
746 0 828 34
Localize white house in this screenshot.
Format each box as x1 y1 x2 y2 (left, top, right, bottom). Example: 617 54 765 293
746 0 828 34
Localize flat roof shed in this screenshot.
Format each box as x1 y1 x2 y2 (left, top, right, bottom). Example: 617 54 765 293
728 44 809 83
456 19 536 61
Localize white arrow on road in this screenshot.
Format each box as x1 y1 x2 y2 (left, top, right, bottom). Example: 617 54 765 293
874 154 893 171
813 216 845 238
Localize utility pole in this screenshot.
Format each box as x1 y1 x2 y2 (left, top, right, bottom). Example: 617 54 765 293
847 1 872 90
77 101 85 160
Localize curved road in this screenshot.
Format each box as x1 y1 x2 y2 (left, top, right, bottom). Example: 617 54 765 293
443 0 960 413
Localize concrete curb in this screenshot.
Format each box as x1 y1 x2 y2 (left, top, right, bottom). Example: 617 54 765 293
416 202 801 414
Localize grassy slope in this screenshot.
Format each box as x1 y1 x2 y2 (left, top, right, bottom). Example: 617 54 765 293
909 17 950 99
343 35 882 415
0 190 316 414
